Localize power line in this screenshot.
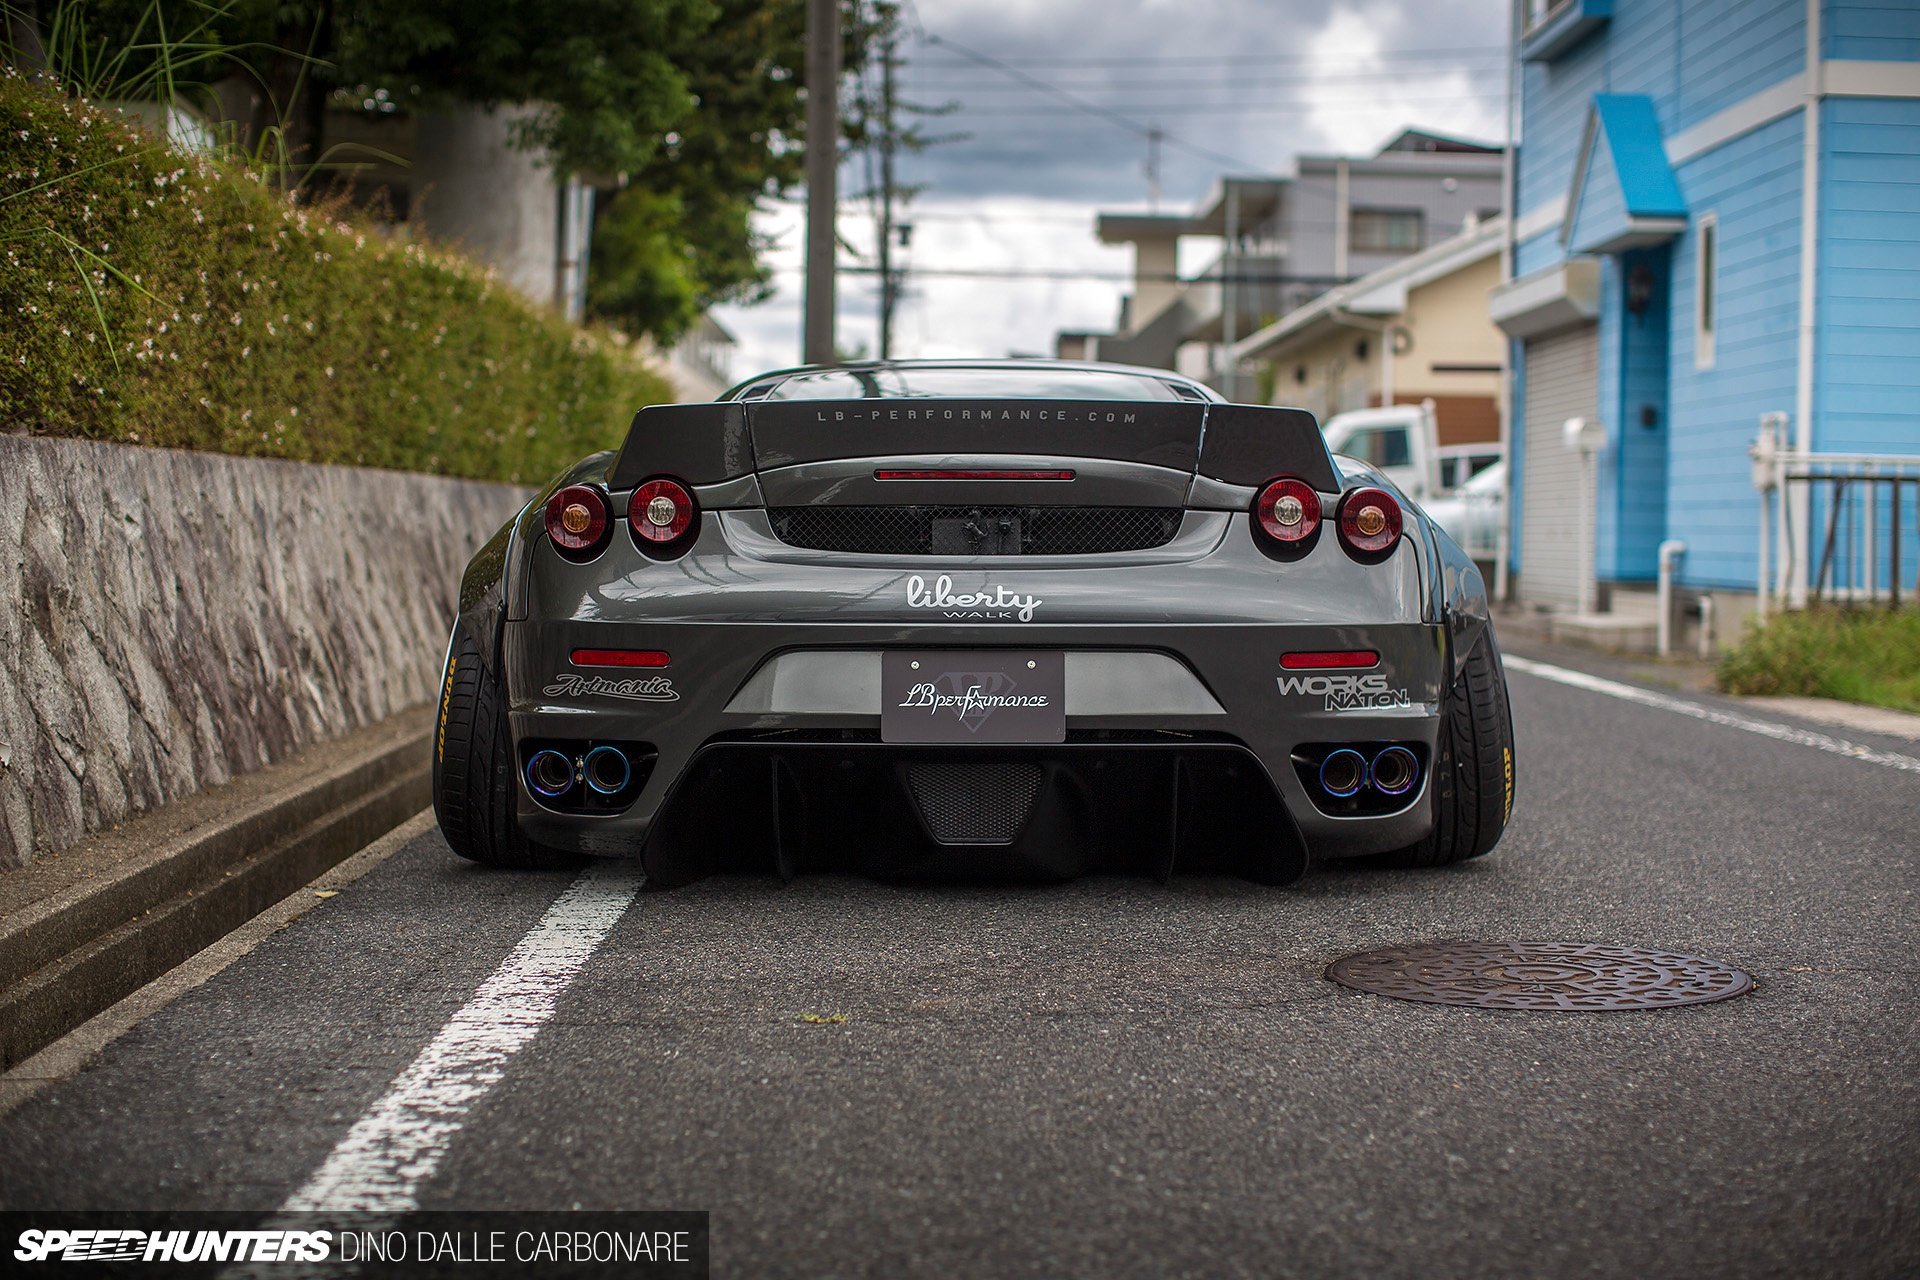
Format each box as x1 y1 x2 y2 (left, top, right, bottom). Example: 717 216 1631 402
771 264 1362 284
910 45 1509 69
906 66 1509 92
938 96 1508 118
919 31 1260 173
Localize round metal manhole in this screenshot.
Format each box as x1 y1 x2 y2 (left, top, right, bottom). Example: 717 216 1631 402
1326 941 1754 1011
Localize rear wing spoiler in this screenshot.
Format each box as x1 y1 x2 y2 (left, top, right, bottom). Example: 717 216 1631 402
1195 404 1338 492
609 399 1337 493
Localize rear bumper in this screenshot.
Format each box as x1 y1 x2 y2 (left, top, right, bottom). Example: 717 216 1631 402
503 621 1446 875
500 505 1452 878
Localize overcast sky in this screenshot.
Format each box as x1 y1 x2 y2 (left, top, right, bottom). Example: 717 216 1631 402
711 0 1512 380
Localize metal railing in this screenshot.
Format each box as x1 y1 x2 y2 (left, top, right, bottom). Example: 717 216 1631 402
1752 413 1920 616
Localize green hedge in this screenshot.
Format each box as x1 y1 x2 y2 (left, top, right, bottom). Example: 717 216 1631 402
1 70 673 484
1716 607 1920 714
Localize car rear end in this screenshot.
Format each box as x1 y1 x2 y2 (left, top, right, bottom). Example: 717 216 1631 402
500 366 1461 885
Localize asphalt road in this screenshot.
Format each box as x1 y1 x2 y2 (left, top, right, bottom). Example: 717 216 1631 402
3 641 1917 1278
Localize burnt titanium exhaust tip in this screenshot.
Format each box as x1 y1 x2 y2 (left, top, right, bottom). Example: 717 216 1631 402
1319 748 1367 798
1371 746 1419 796
527 749 576 798
583 745 632 795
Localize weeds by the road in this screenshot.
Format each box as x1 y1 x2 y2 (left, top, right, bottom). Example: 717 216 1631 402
1716 607 1920 713
1 69 671 484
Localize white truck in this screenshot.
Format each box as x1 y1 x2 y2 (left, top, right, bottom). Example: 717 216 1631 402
1321 400 1504 560
1320 401 1499 502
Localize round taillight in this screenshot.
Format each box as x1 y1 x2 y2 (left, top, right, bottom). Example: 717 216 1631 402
631 478 695 544
545 485 609 553
1337 487 1403 555
1254 477 1322 543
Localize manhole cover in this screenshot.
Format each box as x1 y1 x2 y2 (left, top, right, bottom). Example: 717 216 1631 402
1326 941 1753 1011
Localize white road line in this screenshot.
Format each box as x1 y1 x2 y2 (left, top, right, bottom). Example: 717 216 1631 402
1503 655 1920 775
280 862 642 1213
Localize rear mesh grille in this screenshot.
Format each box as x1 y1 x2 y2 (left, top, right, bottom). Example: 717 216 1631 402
767 506 1182 555
907 762 1046 845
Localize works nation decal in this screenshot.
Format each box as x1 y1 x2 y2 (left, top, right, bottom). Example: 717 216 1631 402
1277 671 1412 712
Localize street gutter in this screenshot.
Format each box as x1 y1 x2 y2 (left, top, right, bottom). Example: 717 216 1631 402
0 707 434 1073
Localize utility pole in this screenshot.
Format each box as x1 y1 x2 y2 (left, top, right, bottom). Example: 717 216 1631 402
1145 126 1163 211
1222 182 1240 401
803 0 839 366
877 28 898 359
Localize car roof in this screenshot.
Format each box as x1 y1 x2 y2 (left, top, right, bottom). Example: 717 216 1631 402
718 358 1224 403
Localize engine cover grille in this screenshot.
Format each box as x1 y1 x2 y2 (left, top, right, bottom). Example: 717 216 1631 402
906 762 1045 845
767 505 1182 556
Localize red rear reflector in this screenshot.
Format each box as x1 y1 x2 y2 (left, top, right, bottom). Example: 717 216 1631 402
874 469 1074 481
1280 651 1379 669
571 649 671 668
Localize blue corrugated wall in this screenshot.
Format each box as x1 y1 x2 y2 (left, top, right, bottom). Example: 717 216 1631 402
1667 113 1804 591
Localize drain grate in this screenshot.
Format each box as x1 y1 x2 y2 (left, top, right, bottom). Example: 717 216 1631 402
1326 941 1753 1011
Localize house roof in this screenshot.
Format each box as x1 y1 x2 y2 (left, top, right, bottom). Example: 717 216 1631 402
1563 94 1688 254
1095 212 1203 244
1229 216 1506 362
1378 128 1502 154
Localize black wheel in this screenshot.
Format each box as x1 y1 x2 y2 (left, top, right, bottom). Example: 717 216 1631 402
433 623 583 869
1378 629 1516 868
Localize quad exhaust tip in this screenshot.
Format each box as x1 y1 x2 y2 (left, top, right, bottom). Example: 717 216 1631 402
1319 749 1368 798
527 749 576 798
583 745 632 795
1309 744 1422 803
1370 746 1419 796
528 746 635 798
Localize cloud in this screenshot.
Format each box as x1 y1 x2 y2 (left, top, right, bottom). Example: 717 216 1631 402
712 195 1132 375
709 0 1510 377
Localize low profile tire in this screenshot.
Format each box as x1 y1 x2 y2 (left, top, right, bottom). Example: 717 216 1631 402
1376 629 1516 869
433 623 583 870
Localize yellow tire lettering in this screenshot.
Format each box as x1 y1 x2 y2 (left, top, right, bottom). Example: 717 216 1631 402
1502 746 1513 823
438 656 456 763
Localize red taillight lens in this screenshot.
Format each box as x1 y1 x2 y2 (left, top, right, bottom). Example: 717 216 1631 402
1280 650 1380 669
1254 477 1322 543
631 478 695 545
545 485 609 553
874 469 1076 481
1338 487 1403 555
571 649 670 668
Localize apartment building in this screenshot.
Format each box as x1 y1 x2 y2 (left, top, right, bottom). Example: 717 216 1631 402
1068 130 1504 395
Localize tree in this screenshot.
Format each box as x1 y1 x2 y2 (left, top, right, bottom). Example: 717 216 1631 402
9 0 886 344
586 0 811 343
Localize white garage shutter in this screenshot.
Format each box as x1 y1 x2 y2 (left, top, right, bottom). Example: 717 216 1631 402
1520 326 1599 609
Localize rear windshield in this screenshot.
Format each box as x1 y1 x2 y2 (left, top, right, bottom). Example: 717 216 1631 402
752 366 1189 402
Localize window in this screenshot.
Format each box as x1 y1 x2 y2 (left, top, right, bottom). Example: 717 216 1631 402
739 366 1196 402
1695 212 1717 370
1350 208 1424 254
1527 0 1569 30
1342 426 1412 469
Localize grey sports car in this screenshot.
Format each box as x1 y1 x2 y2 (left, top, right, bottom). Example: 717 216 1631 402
433 360 1515 886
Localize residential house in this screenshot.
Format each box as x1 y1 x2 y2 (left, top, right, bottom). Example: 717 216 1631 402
1493 0 1920 640
1229 216 1507 450
1069 130 1504 395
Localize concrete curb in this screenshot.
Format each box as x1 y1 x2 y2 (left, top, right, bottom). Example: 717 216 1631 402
0 707 434 1071
0 809 438 1122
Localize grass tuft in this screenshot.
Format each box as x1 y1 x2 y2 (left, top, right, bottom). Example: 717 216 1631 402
1715 607 1920 714
1 68 672 485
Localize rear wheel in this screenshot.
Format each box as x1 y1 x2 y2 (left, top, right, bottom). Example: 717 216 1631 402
433 623 583 870
1378 629 1516 868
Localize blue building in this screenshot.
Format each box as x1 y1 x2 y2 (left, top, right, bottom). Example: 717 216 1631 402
1491 0 1920 627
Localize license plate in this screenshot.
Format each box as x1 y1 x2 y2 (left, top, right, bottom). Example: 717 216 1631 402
881 651 1066 744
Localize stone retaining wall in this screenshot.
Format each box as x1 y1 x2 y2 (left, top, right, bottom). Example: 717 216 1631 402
0 436 528 869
